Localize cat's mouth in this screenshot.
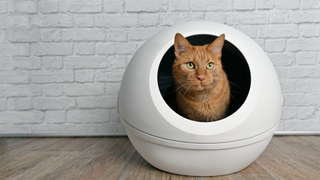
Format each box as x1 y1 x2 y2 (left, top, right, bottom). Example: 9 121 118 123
194 83 208 91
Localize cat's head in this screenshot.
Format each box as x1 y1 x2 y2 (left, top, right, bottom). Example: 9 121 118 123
173 33 226 92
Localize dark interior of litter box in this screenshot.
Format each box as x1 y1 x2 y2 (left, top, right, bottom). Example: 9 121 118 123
157 34 251 120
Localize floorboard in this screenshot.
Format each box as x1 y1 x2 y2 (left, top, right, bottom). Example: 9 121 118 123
0 136 319 180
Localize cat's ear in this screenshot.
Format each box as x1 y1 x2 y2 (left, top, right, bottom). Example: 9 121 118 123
174 33 191 58
208 34 225 59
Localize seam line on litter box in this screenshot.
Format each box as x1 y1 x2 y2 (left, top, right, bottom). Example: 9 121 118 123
121 115 278 145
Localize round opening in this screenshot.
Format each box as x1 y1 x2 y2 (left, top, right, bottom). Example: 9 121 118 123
157 34 251 121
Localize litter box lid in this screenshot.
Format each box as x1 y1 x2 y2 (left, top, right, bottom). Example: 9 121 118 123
118 21 282 143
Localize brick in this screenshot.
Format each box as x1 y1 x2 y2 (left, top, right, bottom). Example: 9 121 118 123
108 56 127 69
0 57 15 70
64 83 105 96
38 0 59 13
234 0 255 10
77 96 116 109
286 93 308 106
279 79 296 93
31 14 73 27
0 71 30 84
0 2 7 13
302 0 320 9
0 98 6 111
191 0 232 11
60 0 102 13
74 15 94 28
298 106 316 119
138 14 160 27
10 1 37 13
277 120 285 131
160 13 203 26
96 42 138 55
62 29 105 41
106 83 121 96
0 125 31 133
296 79 319 93
13 57 41 70
96 69 125 82
110 109 120 122
32 124 75 133
305 94 320 106
96 122 125 133
288 66 320 78
104 0 124 13
126 0 167 12
292 11 320 23
106 29 127 42
7 29 40 43
281 107 297 120
204 12 226 24
42 56 63 70
43 84 64 97
0 84 42 97
287 94 320 106
226 12 268 25
67 109 110 123
95 14 138 27
296 52 318 65
265 39 286 52
274 67 288 79
75 70 95 82
0 111 43 124
236 26 257 38
32 43 73 56
128 28 161 41
300 25 320 38
268 53 294 66
258 25 299 38
76 124 96 133
169 0 190 11
285 120 320 131
45 111 66 124
287 39 320 52
41 29 61 42
75 43 95 55
0 15 29 29
270 11 291 24
64 57 107 69
33 97 75 110
257 0 300 10
8 98 33 110
31 71 74 83
0 44 30 56
0 30 5 42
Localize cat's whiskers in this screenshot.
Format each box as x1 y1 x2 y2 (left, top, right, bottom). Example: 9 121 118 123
184 85 192 96
174 82 189 93
213 82 236 99
228 80 242 89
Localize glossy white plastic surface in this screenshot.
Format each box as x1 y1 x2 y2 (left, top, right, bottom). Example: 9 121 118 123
119 21 282 143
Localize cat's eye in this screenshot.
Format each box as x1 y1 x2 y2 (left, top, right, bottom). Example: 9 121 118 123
206 62 214 70
186 62 195 69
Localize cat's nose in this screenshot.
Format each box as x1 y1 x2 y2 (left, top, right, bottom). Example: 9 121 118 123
197 75 206 81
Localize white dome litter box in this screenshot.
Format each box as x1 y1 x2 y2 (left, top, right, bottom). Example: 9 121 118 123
117 21 282 176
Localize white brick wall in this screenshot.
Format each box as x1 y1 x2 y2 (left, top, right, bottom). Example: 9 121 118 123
0 0 319 135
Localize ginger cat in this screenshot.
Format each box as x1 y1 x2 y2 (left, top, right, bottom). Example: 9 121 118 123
172 33 230 122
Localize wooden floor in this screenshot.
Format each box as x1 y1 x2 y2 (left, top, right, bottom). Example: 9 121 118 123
0 136 319 180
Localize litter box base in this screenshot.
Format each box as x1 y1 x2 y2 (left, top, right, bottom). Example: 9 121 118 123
121 117 278 177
